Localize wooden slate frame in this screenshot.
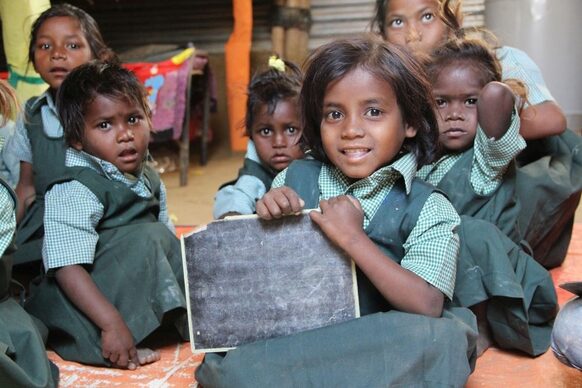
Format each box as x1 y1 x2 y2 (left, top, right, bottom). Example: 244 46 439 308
181 212 360 353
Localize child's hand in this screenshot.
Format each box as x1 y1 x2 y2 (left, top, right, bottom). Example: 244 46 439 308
256 187 305 220
310 195 365 248
478 81 515 140
101 319 139 370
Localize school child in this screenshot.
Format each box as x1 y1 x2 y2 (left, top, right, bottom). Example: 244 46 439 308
418 37 556 356
196 36 477 388
372 0 582 268
24 62 188 369
0 80 58 387
2 3 117 267
213 56 304 219
418 37 525 243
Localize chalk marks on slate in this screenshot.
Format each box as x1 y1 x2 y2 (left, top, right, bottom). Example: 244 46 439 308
181 213 359 353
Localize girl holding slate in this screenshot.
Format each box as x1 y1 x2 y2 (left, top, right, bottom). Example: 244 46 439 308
195 35 478 387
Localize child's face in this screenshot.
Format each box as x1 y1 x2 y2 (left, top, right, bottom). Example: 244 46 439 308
384 0 449 55
433 62 484 152
33 16 93 91
321 67 416 179
251 98 303 172
74 95 151 175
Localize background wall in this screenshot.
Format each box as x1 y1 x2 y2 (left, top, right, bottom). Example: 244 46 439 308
485 0 582 132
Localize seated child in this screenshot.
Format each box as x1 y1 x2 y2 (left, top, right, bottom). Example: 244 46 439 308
0 80 58 387
372 0 580 268
417 36 526 243
418 37 556 356
196 36 477 387
213 56 304 219
3 4 117 267
25 61 188 369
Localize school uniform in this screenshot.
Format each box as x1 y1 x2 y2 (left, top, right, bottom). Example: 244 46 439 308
498 46 582 268
417 116 558 355
196 154 478 387
417 110 525 243
5 92 67 265
0 176 58 387
213 140 277 218
25 149 187 366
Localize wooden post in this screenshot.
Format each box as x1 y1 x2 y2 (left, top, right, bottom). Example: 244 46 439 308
271 0 285 56
225 0 252 152
284 0 311 65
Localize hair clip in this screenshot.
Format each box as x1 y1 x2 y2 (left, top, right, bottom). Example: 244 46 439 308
268 56 286 72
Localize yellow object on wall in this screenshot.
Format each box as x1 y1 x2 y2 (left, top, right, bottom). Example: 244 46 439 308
0 0 50 103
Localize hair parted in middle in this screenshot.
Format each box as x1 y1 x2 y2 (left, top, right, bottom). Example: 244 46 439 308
56 60 151 147
244 56 303 137
300 34 439 167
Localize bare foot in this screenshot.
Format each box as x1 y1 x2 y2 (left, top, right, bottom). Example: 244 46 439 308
136 348 161 366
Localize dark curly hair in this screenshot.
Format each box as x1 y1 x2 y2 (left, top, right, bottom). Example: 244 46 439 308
301 34 439 167
56 61 150 147
245 57 303 137
29 3 117 66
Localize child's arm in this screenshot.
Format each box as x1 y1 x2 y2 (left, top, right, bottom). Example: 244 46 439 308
213 176 267 219
256 186 305 220
310 196 444 317
477 81 515 140
14 161 35 222
519 101 566 140
55 265 139 369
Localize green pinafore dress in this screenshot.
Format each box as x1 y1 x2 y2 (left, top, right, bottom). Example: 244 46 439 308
0 177 59 387
218 157 276 191
434 149 523 244
13 98 67 266
24 165 188 366
516 128 582 268
196 159 478 388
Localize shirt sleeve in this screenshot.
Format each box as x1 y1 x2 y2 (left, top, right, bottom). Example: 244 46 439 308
401 192 460 300
271 169 288 189
497 46 554 106
4 112 32 164
42 181 103 272
470 109 525 196
158 179 175 233
0 186 16 256
213 175 266 218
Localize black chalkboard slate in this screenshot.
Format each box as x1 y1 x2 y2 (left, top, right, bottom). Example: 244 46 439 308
181 213 359 353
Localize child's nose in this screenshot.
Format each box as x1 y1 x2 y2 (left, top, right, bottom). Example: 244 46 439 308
405 23 423 43
118 127 135 141
51 47 66 60
342 120 365 139
272 132 286 147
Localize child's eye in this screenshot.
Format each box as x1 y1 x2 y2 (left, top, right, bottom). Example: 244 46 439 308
465 98 478 106
38 43 50 50
286 126 298 135
258 128 272 136
365 108 382 117
128 116 141 125
435 98 447 108
67 42 80 49
326 111 343 121
97 121 111 130
388 18 403 28
421 12 435 22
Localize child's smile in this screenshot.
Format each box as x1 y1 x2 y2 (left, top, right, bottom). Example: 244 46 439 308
75 95 151 174
321 67 416 179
